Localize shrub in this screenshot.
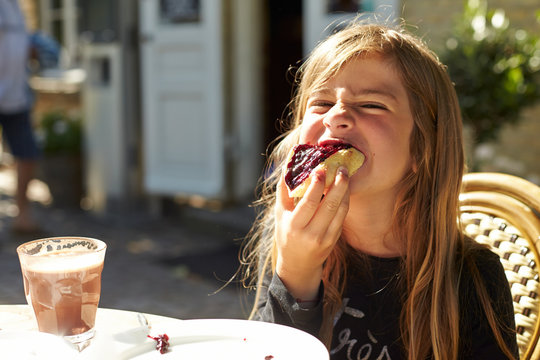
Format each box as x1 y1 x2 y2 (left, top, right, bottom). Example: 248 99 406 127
37 110 82 155
440 0 540 144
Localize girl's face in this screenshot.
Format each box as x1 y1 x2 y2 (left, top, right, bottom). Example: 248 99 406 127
299 55 415 199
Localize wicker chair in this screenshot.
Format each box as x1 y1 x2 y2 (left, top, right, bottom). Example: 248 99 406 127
460 172 540 359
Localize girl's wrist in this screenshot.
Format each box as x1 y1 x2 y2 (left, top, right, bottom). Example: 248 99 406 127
276 263 322 301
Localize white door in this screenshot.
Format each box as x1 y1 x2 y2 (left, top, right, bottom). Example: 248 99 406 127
303 0 399 54
140 0 225 197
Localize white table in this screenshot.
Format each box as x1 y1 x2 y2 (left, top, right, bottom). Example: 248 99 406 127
0 304 183 332
0 304 184 359
0 304 329 360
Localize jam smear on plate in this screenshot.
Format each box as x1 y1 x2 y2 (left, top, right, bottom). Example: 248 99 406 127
148 334 170 354
285 143 351 191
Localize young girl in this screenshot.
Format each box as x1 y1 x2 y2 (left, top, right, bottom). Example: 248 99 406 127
242 22 519 359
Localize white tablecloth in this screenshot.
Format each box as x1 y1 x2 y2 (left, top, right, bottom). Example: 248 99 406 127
0 304 184 359
0 304 329 360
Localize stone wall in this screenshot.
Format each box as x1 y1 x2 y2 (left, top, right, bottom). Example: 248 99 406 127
402 0 540 184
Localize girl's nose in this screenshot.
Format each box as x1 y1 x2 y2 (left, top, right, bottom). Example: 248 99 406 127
323 103 353 131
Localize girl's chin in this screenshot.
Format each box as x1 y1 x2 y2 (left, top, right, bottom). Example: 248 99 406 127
347 180 365 197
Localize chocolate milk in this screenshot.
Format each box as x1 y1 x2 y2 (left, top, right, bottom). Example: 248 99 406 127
21 253 104 336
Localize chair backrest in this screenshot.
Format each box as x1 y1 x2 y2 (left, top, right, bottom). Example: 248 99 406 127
460 172 540 360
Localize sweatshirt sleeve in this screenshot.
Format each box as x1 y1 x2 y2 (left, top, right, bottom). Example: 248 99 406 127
252 270 324 338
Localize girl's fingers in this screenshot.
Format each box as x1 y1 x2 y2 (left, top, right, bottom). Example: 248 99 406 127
292 170 326 228
276 176 295 213
309 167 350 239
324 181 350 241
278 166 349 250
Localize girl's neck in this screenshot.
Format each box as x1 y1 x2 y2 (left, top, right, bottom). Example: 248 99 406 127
342 192 404 258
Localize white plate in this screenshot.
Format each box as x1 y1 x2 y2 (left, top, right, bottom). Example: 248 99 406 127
118 319 329 360
0 330 78 359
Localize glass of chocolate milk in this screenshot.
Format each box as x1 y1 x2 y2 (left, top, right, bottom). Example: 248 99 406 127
17 237 106 350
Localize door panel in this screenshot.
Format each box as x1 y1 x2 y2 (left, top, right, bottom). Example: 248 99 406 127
140 0 225 196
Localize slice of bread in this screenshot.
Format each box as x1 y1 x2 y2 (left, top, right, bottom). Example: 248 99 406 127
287 146 365 198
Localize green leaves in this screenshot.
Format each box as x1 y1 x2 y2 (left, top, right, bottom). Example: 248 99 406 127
440 0 540 144
38 110 82 155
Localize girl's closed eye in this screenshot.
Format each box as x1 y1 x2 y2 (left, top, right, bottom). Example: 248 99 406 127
308 100 334 111
359 102 388 110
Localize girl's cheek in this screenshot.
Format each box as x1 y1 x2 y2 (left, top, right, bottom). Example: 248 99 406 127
299 125 318 144
299 114 323 144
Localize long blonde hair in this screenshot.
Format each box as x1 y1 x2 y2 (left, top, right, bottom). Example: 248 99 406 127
242 22 515 360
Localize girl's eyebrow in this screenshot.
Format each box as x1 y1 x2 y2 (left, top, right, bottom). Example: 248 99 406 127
310 85 399 102
353 86 398 101
309 88 332 97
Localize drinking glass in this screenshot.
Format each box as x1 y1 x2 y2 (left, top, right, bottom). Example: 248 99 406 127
17 237 106 351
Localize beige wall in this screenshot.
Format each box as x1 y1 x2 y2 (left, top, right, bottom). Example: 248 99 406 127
401 0 461 50
402 0 540 184
402 0 540 46
19 0 38 31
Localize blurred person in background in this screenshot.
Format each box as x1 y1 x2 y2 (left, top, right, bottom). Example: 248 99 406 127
0 0 41 234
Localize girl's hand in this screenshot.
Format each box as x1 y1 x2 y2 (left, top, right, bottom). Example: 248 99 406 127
275 167 350 301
